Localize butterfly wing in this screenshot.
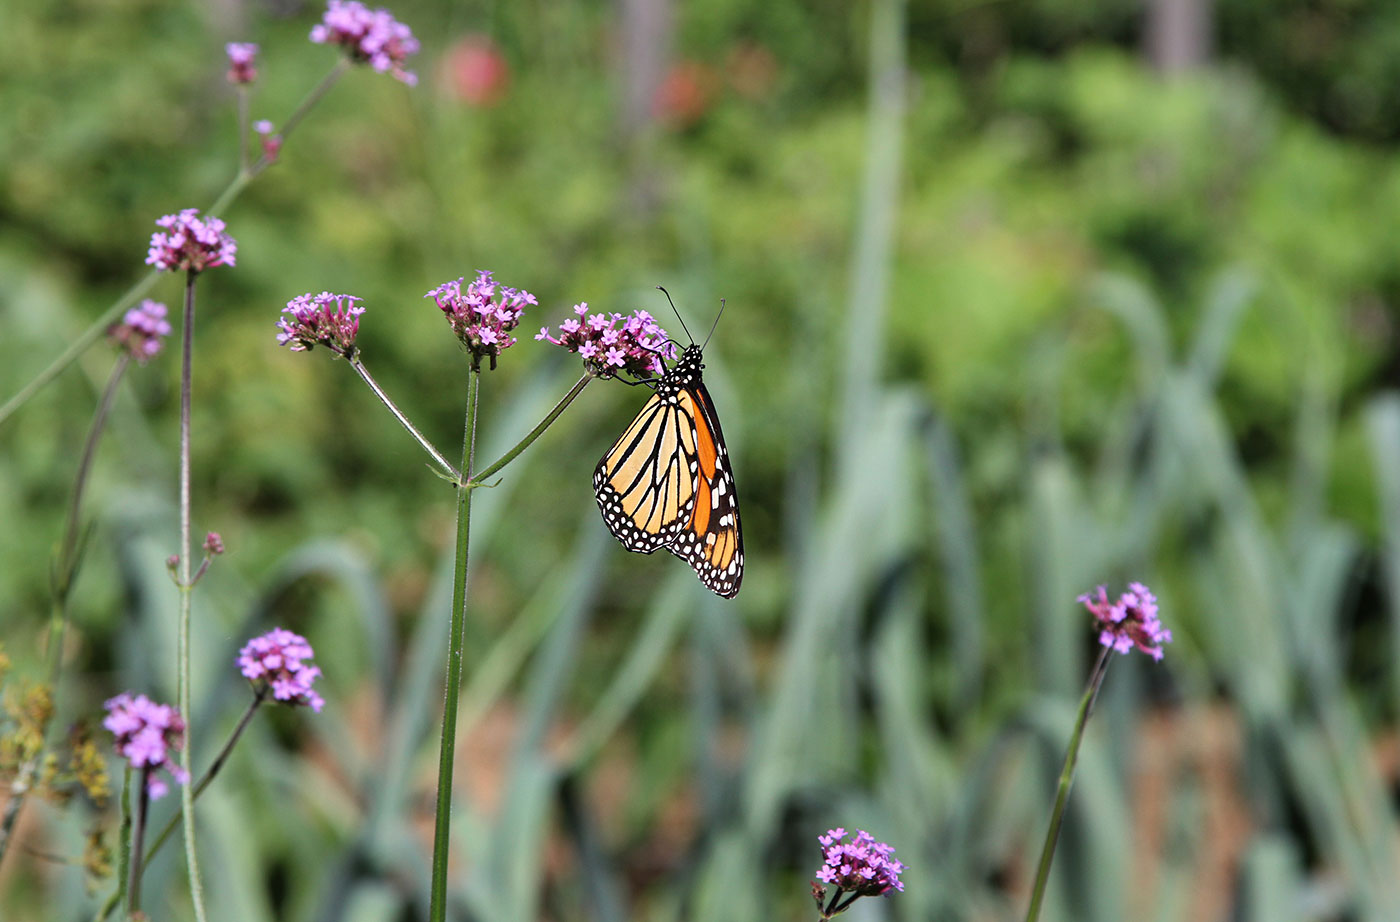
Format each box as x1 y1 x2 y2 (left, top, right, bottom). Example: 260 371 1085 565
593 390 700 554
664 382 744 598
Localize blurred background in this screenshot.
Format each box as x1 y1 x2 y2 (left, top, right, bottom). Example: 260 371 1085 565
4 0 1400 919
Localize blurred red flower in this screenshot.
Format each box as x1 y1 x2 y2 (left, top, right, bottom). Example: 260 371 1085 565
440 34 509 106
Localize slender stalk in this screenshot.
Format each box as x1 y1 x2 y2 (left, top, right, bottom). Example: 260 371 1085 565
1023 646 1113 922
472 373 592 483
128 770 151 915
0 355 131 868
141 690 265 867
175 271 209 922
237 85 250 174
0 60 350 428
428 367 480 922
107 766 133 922
349 355 460 479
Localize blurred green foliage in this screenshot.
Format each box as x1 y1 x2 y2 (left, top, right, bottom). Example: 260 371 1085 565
4 0 1400 919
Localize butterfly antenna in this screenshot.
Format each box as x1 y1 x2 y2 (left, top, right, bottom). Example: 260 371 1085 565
656 286 694 345
702 298 726 350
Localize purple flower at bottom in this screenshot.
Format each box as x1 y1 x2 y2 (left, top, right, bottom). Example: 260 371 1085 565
310 0 419 85
277 291 366 356
813 828 905 908
238 628 325 712
536 305 678 379
1078 581 1172 660
103 693 189 800
107 299 172 362
146 209 237 273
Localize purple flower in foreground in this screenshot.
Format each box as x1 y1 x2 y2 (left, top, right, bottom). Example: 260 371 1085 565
145 209 237 273
812 828 904 916
226 42 258 84
238 628 325 712
103 693 189 800
536 304 678 379
1079 581 1172 660
310 0 419 85
107 299 172 362
277 291 366 356
426 270 536 369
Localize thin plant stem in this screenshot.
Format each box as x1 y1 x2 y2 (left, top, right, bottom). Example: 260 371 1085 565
237 85 250 173
472 372 592 483
0 354 131 868
128 769 151 915
349 355 460 479
429 367 480 922
107 765 133 922
142 689 266 867
175 271 209 922
1023 645 1114 922
0 60 350 429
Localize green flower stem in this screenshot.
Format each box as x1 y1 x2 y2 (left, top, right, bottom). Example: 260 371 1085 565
429 366 480 922
237 85 250 174
106 765 133 922
0 354 131 868
1023 645 1113 922
128 768 152 915
175 271 209 922
0 60 350 430
472 372 592 484
349 355 460 480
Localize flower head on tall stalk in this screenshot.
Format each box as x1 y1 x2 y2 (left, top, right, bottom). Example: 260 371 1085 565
145 210 237 274
102 694 188 800
426 270 536 370
107 300 172 363
310 0 420 85
238 628 325 712
226 43 258 85
1078 581 1172 660
811 828 905 919
277 291 366 357
536 305 678 379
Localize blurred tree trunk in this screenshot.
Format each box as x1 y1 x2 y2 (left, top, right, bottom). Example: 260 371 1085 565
1145 0 1213 74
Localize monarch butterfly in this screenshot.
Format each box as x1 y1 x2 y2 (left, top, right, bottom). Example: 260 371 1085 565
592 295 744 598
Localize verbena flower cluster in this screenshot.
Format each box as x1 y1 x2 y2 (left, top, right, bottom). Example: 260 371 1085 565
226 42 258 84
535 305 678 379
426 271 536 368
277 291 366 356
310 0 420 86
1079 581 1172 660
102 693 189 800
815 828 905 897
253 119 282 161
108 299 172 362
145 209 237 273
238 628 325 712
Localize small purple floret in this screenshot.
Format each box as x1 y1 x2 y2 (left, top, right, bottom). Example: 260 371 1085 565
145 209 237 273
426 270 535 368
536 304 678 379
277 291 366 357
1078 581 1172 660
238 627 325 712
814 828 905 901
103 693 190 800
310 0 419 85
226 42 258 84
107 299 172 362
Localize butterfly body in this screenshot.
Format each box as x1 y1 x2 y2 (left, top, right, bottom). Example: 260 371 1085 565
593 344 744 598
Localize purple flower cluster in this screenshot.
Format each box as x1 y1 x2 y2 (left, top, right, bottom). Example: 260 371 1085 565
226 42 258 84
254 119 282 161
1079 582 1172 660
277 291 366 356
145 209 237 273
238 628 325 712
103 693 189 800
310 0 419 86
815 828 905 897
426 270 536 368
107 299 172 363
535 305 678 379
